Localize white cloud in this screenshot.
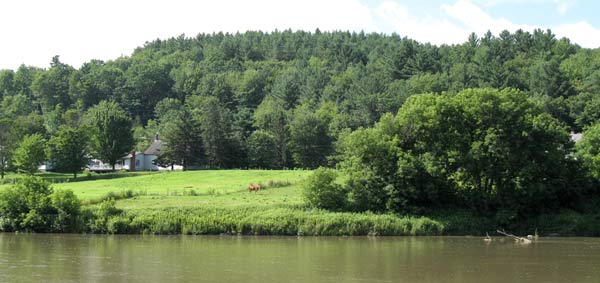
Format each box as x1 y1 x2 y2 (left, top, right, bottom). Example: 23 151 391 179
0 0 376 70
376 0 540 45
473 0 576 14
554 21 600 47
378 0 600 48
0 0 599 70
441 0 540 34
375 1 468 45
554 0 576 15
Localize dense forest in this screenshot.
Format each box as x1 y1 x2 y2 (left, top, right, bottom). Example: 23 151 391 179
1 29 600 220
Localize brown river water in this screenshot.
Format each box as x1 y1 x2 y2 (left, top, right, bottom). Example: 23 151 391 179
0 234 599 283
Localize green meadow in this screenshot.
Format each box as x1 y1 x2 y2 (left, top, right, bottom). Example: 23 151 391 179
2 170 595 236
0 170 443 235
53 170 310 204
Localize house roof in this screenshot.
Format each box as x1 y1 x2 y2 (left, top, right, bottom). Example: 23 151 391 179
122 151 143 159
144 139 164 155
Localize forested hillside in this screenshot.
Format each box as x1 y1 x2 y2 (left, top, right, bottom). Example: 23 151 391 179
0 29 599 172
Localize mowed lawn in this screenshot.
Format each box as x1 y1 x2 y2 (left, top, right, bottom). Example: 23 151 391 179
50 170 312 210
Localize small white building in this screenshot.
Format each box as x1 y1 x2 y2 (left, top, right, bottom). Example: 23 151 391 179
119 136 182 171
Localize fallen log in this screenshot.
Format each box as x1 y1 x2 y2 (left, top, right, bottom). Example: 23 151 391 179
496 229 532 244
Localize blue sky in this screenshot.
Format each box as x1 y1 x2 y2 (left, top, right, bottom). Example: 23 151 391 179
1 0 599 70
358 0 600 47
361 0 600 28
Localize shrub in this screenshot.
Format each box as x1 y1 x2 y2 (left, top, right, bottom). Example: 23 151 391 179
51 189 81 232
303 167 347 211
0 176 68 232
83 199 123 233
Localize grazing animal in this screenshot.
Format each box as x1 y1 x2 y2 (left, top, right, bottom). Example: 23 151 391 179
248 184 261 192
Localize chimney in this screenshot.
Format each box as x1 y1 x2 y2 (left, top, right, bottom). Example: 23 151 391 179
130 151 136 171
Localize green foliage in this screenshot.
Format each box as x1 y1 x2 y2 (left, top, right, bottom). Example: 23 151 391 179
31 56 75 112
289 106 333 168
577 124 600 179
47 126 91 178
304 167 347 211
82 199 123 233
158 108 204 169
51 189 81 232
196 96 239 168
567 92 600 130
0 176 80 232
85 101 134 170
247 130 277 168
0 118 14 179
12 134 46 175
1 169 597 236
75 206 445 236
254 96 290 168
339 88 588 216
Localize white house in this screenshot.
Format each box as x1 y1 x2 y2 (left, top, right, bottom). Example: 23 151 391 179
118 136 182 171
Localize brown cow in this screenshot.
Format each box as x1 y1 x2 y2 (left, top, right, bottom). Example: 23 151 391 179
248 184 261 192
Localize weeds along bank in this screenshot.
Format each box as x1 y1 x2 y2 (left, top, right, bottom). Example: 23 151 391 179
82 204 444 236
0 172 598 236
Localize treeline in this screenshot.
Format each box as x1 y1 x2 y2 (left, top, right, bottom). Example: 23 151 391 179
306 88 599 224
1 29 600 174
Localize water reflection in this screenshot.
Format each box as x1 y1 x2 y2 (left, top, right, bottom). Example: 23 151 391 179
0 234 598 283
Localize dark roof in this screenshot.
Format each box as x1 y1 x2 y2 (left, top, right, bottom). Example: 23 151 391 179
144 140 164 155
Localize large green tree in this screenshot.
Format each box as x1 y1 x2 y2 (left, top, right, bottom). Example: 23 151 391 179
86 101 134 171
47 126 91 178
159 109 204 170
31 56 74 113
338 88 584 217
12 134 46 175
289 105 332 168
196 96 239 168
253 96 290 168
576 123 600 179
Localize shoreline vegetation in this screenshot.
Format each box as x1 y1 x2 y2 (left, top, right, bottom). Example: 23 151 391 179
0 170 598 236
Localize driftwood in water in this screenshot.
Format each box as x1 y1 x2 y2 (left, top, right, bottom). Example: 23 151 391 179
484 232 492 243
496 229 532 244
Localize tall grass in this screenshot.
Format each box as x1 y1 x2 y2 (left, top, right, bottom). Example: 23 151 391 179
80 206 445 236
82 189 147 205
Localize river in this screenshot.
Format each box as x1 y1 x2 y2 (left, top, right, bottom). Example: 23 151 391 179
0 234 599 282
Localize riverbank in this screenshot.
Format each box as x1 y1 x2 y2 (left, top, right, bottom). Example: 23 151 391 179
78 203 599 236
1 170 598 236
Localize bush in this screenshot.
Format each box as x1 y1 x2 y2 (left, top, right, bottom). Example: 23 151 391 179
51 189 81 232
0 176 82 232
82 199 123 233
303 167 347 211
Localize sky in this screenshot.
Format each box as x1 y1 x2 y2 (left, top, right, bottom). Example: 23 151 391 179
1 0 599 70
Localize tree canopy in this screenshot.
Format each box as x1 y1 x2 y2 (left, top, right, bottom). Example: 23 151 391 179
85 101 134 170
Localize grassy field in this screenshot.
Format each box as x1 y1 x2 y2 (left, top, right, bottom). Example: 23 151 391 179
51 170 311 207
0 170 440 235
2 170 595 236
32 169 440 235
